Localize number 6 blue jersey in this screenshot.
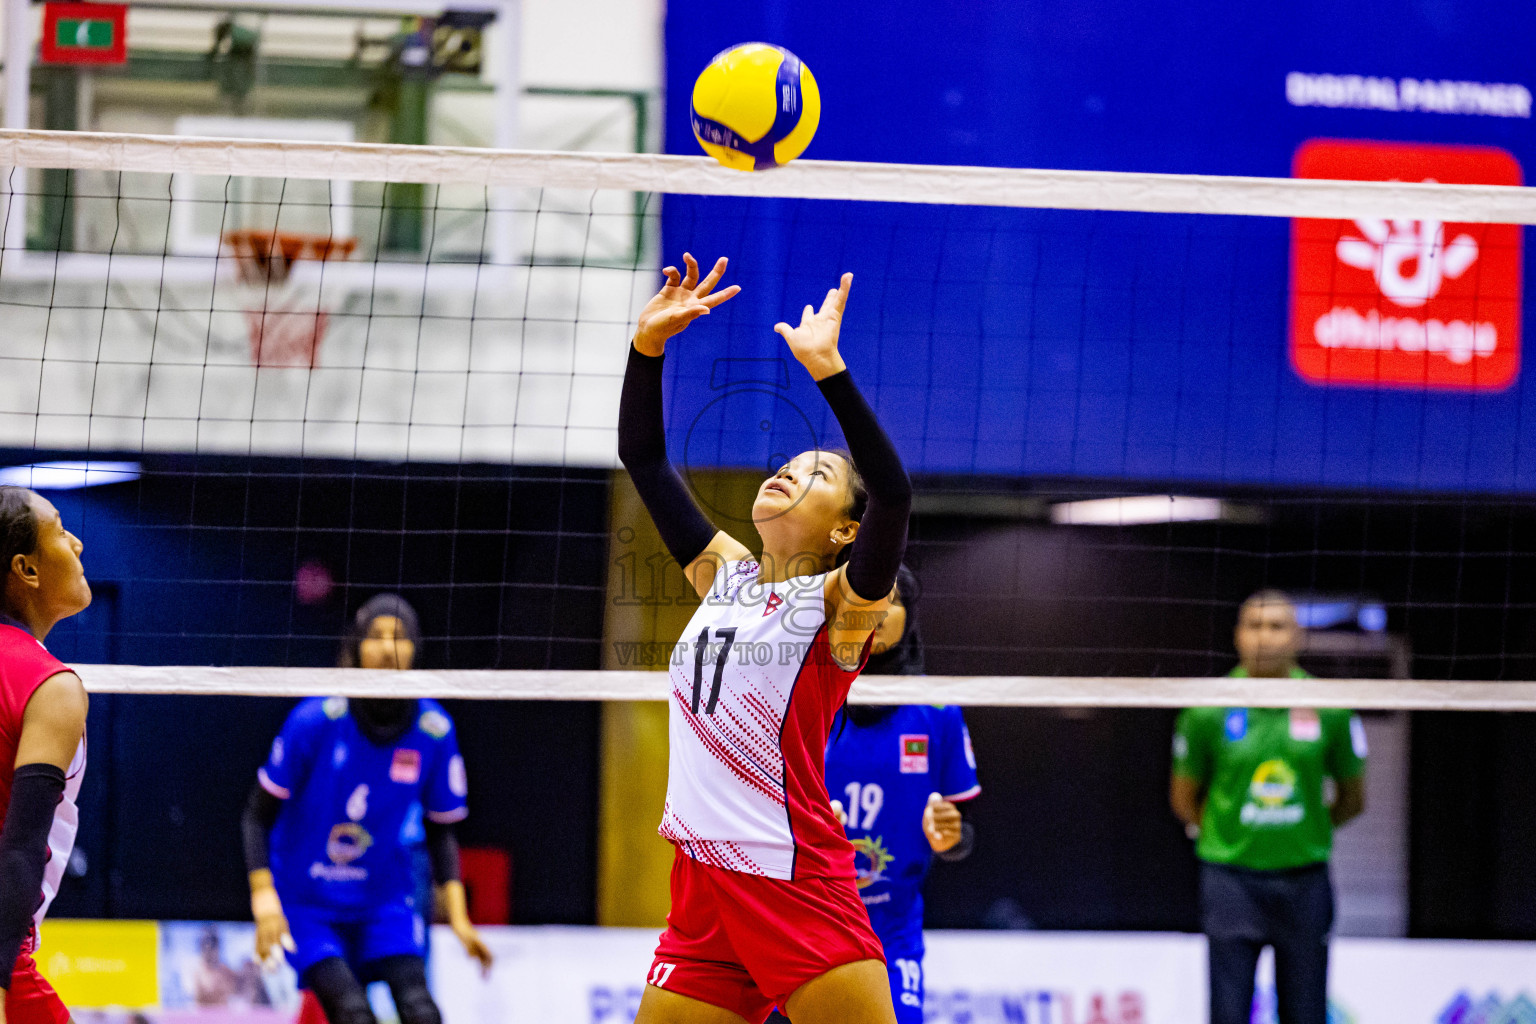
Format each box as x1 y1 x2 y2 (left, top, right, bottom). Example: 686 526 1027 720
824 704 980 953
259 696 468 913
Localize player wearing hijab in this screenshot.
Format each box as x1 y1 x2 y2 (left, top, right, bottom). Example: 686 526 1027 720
620 255 913 1024
822 566 980 1024
0 487 91 1024
241 595 492 1024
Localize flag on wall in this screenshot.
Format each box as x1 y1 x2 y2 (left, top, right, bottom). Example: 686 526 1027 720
40 3 128 65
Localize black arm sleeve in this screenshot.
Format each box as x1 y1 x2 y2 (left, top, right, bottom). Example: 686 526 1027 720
617 345 719 568
0 763 66 988
241 782 283 874
817 369 913 601
424 821 461 886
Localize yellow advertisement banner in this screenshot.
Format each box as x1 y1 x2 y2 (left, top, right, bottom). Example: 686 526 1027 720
35 919 159 1009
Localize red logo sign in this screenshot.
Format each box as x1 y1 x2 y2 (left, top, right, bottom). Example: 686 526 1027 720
761 592 784 617
1290 139 1522 390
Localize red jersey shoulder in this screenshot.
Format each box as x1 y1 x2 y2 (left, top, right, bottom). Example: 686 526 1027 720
0 625 70 716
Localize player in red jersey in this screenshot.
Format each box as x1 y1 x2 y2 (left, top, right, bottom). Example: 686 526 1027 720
0 487 92 1024
618 256 912 1024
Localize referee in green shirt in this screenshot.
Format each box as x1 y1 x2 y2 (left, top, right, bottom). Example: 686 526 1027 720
1170 590 1368 1024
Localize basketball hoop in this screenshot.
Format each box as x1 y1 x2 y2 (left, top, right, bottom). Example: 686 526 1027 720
223 229 357 369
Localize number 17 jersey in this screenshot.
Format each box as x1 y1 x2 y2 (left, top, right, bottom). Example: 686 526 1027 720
660 560 869 882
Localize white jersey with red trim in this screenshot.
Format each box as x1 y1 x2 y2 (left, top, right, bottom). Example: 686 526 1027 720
660 559 867 881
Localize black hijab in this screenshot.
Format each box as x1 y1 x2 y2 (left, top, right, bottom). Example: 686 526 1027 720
846 564 923 728
339 593 423 744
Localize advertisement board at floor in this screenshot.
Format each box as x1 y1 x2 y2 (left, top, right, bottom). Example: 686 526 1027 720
428 927 1536 1024
36 922 1536 1024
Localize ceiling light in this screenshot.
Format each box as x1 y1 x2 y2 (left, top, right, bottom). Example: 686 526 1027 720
1050 495 1224 526
0 461 142 490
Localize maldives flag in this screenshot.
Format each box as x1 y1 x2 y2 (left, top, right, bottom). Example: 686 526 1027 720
899 734 929 773
41 3 127 65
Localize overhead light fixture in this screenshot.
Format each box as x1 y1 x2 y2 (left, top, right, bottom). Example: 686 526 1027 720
1050 495 1225 526
1295 598 1388 633
0 461 142 490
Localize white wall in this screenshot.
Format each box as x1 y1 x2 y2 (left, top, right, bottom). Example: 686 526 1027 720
518 0 663 91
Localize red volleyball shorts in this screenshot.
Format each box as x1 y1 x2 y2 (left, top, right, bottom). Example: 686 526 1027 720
647 847 886 1023
6 947 69 1024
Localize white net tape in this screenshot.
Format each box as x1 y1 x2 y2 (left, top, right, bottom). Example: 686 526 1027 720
72 665 1536 710
11 129 1536 711
4 128 1536 221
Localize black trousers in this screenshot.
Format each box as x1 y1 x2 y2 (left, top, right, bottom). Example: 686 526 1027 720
1199 861 1334 1024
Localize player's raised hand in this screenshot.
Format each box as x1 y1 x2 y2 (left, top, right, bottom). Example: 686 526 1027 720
829 798 848 829
922 792 963 853
774 272 852 381
634 253 741 356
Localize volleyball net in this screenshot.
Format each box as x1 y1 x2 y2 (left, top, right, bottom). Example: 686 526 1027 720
3 128 1536 708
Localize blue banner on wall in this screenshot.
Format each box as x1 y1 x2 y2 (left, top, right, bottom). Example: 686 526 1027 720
660 0 1535 492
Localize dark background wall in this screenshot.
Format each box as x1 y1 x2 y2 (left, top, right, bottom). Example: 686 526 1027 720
29 454 608 925
907 490 1536 938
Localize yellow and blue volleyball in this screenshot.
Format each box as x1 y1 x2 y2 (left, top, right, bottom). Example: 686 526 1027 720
691 43 821 172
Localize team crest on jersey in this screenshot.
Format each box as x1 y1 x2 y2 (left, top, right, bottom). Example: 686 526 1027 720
326 822 372 864
418 709 450 738
324 696 349 720
900 734 930 773
851 835 895 890
717 561 760 601
391 748 422 784
762 592 784 617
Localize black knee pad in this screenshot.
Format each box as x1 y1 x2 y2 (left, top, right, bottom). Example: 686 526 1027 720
394 983 441 1024
331 989 378 1024
370 955 441 1024
303 960 376 1024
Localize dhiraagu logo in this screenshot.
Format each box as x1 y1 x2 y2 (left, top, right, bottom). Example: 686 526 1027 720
1241 759 1305 826
851 835 895 893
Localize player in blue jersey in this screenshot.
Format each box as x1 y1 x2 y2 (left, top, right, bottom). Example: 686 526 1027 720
241 595 492 1024
819 566 980 1024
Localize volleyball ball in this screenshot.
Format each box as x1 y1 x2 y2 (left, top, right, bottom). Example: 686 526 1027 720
691 43 821 172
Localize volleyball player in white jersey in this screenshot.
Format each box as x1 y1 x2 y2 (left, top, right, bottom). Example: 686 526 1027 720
619 255 912 1024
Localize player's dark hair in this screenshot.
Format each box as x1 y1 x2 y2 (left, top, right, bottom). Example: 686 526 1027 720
821 448 867 569
0 486 39 614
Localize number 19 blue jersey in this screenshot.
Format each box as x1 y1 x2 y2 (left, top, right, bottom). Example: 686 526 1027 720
824 704 980 955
